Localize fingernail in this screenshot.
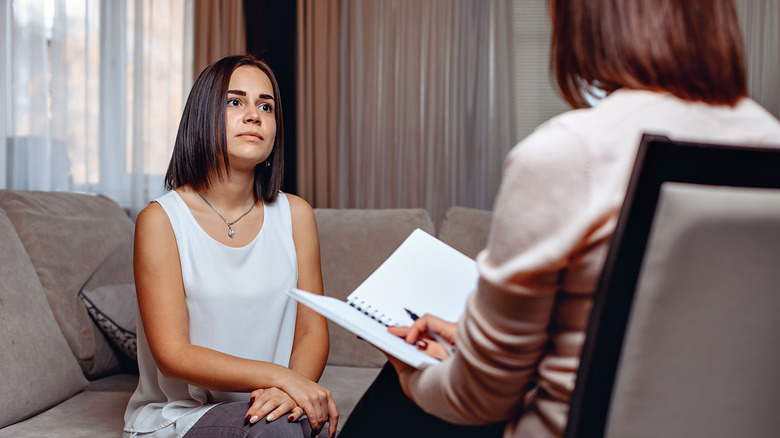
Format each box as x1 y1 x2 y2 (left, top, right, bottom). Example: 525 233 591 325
288 414 295 421
267 413 275 421
416 340 428 350
250 396 255 404
245 415 251 425
250 415 259 424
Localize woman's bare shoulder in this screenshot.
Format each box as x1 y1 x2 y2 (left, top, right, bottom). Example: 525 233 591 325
284 193 316 228
136 200 169 229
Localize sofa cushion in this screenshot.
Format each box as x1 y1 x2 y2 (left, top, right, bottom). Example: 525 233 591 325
0 191 135 378
0 390 133 437
84 373 139 393
314 208 435 367
437 206 493 259
79 283 138 361
0 208 88 428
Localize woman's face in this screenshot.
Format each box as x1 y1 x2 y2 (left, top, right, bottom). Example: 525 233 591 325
224 65 277 171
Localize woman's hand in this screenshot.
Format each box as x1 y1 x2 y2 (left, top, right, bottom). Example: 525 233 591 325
385 354 417 400
245 387 303 425
278 372 339 437
388 313 457 360
386 314 458 403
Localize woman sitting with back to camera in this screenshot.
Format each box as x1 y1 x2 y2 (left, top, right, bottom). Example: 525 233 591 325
338 0 780 437
123 55 338 438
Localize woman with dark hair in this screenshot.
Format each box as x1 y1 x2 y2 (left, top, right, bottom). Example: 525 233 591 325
124 55 337 438
339 1 780 437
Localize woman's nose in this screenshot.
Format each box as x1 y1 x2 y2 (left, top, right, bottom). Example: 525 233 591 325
244 107 261 124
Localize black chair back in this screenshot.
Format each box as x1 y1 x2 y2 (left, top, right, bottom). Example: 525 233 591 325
565 134 780 438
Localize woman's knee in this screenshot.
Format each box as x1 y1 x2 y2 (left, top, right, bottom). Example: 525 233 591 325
185 402 306 438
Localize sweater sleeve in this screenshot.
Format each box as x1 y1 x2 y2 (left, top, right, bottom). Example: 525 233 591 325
406 123 595 424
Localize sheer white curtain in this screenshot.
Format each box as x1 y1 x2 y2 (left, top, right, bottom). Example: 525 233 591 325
337 0 517 224
1 0 191 213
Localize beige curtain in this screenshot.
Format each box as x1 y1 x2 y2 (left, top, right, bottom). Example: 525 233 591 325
736 0 780 118
296 0 340 207
295 0 779 221
336 0 517 224
193 0 246 79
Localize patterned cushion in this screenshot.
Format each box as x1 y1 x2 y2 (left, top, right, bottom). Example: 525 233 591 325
79 284 137 361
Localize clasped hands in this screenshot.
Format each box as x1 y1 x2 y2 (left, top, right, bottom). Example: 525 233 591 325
240 315 456 433
245 377 338 438
245 387 301 425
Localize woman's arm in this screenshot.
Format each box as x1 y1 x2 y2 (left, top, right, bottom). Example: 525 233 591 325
134 202 336 433
391 127 595 425
286 194 330 382
282 194 338 433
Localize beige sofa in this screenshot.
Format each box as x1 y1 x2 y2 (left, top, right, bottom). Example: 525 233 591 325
0 190 491 437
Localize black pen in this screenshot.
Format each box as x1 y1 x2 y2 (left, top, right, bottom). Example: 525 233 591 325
404 308 457 355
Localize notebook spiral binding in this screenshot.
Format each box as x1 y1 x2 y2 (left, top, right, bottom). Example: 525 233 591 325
348 299 395 327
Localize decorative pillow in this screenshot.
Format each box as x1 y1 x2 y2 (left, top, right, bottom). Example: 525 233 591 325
79 284 138 361
0 209 88 428
0 190 135 377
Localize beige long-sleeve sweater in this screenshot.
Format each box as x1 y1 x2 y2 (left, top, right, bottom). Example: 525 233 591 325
407 89 780 438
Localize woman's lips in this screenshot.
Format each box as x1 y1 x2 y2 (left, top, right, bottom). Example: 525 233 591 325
238 132 263 141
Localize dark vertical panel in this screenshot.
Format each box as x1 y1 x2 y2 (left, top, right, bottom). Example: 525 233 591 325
244 0 298 194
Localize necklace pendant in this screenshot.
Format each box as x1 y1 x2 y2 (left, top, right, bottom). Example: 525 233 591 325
195 191 253 241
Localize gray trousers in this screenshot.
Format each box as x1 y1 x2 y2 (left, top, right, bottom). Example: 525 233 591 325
184 401 331 438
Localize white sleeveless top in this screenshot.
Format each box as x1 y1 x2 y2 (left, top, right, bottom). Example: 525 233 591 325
124 191 299 437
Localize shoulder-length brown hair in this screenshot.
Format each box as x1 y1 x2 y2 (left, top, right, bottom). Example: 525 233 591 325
165 54 285 204
551 0 747 108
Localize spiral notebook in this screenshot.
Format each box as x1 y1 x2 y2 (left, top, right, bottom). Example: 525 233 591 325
287 228 479 368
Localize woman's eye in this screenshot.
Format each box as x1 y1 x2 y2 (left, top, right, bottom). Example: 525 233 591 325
227 98 241 107
259 103 272 112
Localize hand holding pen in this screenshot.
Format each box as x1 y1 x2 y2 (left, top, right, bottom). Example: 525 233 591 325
390 308 458 358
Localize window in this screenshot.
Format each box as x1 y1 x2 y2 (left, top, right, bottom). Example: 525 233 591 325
2 0 191 212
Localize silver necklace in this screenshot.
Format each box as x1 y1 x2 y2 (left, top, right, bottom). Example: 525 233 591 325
196 192 255 238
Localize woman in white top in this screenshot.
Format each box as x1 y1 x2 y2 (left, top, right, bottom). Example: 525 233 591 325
124 55 338 438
